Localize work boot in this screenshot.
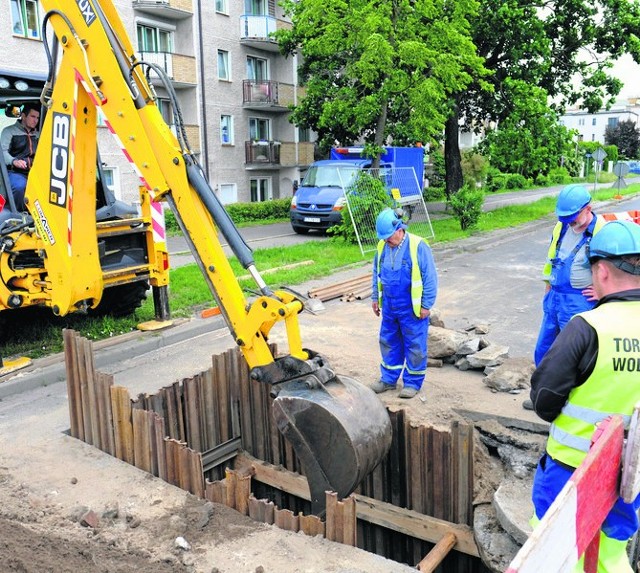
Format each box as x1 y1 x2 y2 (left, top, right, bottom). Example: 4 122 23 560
399 387 418 399
522 398 534 411
371 380 397 394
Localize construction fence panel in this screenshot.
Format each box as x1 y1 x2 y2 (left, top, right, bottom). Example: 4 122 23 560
342 167 435 256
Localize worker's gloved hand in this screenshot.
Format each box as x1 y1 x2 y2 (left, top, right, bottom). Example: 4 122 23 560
372 301 380 316
581 285 598 302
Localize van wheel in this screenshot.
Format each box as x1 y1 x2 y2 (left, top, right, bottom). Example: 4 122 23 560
292 225 309 235
90 281 149 317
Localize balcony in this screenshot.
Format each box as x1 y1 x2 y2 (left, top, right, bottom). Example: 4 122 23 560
138 51 197 88
239 15 292 52
280 142 314 167
132 0 193 19
242 80 304 112
244 141 314 169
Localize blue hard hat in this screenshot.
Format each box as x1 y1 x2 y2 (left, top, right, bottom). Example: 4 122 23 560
588 221 640 272
556 184 592 223
376 208 404 240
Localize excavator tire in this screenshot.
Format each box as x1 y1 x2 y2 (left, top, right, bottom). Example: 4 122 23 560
89 280 149 317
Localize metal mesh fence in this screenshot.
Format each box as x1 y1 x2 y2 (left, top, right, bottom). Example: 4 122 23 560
342 167 435 256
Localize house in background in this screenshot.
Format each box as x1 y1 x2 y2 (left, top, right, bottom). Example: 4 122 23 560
560 98 640 144
2 0 312 205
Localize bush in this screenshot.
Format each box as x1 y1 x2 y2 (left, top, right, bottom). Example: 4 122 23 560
504 173 528 189
327 172 393 243
163 198 292 234
461 151 488 188
225 198 292 223
423 186 446 201
535 174 549 187
548 167 571 184
485 168 506 193
448 185 484 231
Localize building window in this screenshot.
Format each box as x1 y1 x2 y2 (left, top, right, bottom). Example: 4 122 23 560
298 127 311 143
137 24 173 52
250 178 272 202
11 0 41 39
218 50 230 81
102 167 122 200
219 183 236 204
592 117 597 126
608 117 619 128
249 117 270 141
220 115 233 144
245 0 267 15
247 56 269 81
215 0 228 14
578 118 585 126
157 98 173 126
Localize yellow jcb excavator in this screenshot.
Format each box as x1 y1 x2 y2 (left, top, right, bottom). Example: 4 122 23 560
0 0 392 513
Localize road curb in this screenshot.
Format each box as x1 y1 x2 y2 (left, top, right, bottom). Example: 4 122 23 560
0 315 226 400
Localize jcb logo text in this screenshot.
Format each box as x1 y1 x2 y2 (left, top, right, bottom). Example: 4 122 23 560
49 113 70 208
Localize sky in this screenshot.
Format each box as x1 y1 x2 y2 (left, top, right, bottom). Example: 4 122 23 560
611 54 640 98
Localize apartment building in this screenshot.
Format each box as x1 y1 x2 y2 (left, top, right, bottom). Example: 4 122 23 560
2 0 311 205
560 98 640 144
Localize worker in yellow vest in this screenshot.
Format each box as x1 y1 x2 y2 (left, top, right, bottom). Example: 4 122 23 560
530 220 640 572
534 184 605 366
370 208 438 399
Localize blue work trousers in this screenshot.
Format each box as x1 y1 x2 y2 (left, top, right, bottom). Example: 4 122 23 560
8 172 27 211
379 302 428 390
534 288 595 366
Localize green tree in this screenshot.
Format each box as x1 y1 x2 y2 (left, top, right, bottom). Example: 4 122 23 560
478 80 578 180
604 119 640 159
445 0 640 196
277 0 489 165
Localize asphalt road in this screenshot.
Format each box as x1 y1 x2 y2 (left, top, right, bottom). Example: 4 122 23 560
166 182 624 266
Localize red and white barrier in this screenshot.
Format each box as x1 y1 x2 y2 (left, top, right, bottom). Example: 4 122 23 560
505 416 625 573
601 210 640 225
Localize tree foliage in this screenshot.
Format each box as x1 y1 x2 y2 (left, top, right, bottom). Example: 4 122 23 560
277 0 489 161
477 80 579 180
604 119 640 159
445 0 640 194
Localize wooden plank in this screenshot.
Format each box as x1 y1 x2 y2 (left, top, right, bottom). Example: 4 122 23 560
325 491 338 542
82 338 100 449
132 408 151 473
178 442 191 492
506 416 624 573
236 350 253 453
110 386 134 464
234 452 479 557
77 336 92 444
225 468 238 510
235 472 252 516
228 349 242 438
342 494 356 547
183 376 198 451
174 381 186 442
248 495 263 521
417 531 457 572
154 414 167 481
202 368 216 453
165 438 176 486
214 353 230 443
205 479 227 505
63 329 81 439
97 373 114 456
455 422 474 525
147 409 158 477
189 449 205 498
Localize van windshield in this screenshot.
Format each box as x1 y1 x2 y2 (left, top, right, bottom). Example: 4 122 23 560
302 166 360 189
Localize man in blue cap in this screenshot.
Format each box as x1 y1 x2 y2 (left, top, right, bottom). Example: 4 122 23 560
533 184 605 367
370 208 437 399
529 220 640 572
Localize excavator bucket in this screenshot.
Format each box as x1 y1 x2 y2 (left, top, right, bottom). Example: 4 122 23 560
272 373 392 515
